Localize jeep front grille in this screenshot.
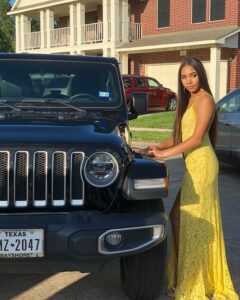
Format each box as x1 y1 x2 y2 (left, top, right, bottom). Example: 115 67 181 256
0 150 85 208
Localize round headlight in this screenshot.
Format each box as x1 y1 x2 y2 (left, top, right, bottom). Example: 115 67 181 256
84 152 120 187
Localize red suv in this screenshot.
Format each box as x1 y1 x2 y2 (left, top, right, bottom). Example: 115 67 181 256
122 75 177 112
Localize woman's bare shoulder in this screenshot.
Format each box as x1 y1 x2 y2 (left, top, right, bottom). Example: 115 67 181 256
197 90 215 109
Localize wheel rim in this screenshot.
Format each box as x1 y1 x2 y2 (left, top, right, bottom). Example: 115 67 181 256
168 98 176 110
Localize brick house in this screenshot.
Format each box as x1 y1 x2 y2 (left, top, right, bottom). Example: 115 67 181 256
8 0 240 100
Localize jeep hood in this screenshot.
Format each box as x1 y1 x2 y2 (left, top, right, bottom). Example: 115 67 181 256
0 123 124 147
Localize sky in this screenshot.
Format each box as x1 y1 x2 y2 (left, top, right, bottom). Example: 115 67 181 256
10 0 14 6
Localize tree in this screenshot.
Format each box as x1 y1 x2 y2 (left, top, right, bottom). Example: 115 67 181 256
0 0 15 52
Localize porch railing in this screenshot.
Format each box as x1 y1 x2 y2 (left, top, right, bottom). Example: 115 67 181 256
23 22 141 50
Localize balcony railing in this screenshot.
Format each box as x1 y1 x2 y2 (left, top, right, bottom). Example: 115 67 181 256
50 27 70 47
82 22 103 43
23 22 141 50
130 22 141 41
24 31 41 50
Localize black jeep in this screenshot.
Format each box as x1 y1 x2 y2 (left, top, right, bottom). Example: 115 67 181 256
0 53 168 300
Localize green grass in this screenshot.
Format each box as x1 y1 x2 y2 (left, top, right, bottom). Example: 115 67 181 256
131 131 171 142
129 111 176 129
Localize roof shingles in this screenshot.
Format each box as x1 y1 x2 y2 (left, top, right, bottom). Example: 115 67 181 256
118 26 240 50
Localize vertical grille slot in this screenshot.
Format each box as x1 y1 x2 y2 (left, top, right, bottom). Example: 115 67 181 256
0 149 85 209
70 152 84 206
14 151 28 207
0 151 9 207
52 151 66 206
33 151 48 207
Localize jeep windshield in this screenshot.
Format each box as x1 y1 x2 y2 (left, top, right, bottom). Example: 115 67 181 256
0 59 121 109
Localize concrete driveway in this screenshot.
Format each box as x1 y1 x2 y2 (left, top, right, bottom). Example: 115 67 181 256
0 157 238 300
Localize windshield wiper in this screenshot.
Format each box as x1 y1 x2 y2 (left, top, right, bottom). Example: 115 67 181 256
0 98 87 121
0 101 21 112
43 99 86 114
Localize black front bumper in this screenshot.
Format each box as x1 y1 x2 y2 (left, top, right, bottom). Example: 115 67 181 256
0 211 167 273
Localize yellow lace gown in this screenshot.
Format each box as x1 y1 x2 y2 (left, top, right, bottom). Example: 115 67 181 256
167 105 239 300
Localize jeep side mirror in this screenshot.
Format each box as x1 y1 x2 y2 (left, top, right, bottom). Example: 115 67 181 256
128 92 148 120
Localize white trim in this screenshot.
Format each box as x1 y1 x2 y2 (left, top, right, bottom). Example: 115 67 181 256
11 0 21 10
15 15 20 52
8 0 79 15
210 47 221 101
117 40 218 53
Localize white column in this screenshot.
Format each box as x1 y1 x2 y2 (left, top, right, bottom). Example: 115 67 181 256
114 51 120 62
77 3 85 46
110 0 119 43
210 47 221 102
77 50 85 55
120 52 128 74
122 0 129 43
46 9 54 48
70 4 77 47
103 48 111 57
20 15 28 51
15 15 20 52
103 0 109 43
40 10 46 49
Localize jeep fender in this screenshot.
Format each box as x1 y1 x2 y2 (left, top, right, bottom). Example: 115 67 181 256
122 158 168 200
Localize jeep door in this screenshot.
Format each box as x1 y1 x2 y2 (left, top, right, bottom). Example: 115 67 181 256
146 77 164 108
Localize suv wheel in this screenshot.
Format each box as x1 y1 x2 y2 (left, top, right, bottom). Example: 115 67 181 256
120 200 167 300
167 97 177 111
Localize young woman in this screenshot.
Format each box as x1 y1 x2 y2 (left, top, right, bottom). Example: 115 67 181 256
147 57 238 300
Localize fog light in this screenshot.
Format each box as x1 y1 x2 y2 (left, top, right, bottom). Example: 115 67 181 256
105 232 122 246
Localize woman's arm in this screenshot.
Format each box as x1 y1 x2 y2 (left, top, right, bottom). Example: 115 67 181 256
148 94 215 158
157 136 174 150
147 136 174 155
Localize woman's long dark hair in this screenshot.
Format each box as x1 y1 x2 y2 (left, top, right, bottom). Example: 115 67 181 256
173 57 218 148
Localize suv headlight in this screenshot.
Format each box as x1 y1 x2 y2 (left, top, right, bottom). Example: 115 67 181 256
84 152 120 187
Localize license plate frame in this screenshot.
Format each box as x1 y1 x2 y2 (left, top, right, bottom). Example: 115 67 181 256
0 229 44 258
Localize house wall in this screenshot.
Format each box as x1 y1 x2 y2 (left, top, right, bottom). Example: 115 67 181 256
57 8 102 27
58 16 68 28
128 0 240 93
129 0 239 36
129 46 240 94
86 7 102 24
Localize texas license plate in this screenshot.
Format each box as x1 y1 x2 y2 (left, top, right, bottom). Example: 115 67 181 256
0 229 44 258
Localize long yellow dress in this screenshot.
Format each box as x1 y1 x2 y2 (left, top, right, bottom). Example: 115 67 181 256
167 105 239 300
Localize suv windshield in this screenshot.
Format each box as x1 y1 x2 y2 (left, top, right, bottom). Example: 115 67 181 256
0 59 121 108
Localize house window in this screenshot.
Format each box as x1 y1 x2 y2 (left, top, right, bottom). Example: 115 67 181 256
192 0 206 23
158 0 170 28
210 0 225 21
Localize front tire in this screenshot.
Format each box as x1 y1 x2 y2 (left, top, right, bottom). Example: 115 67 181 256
120 200 167 300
